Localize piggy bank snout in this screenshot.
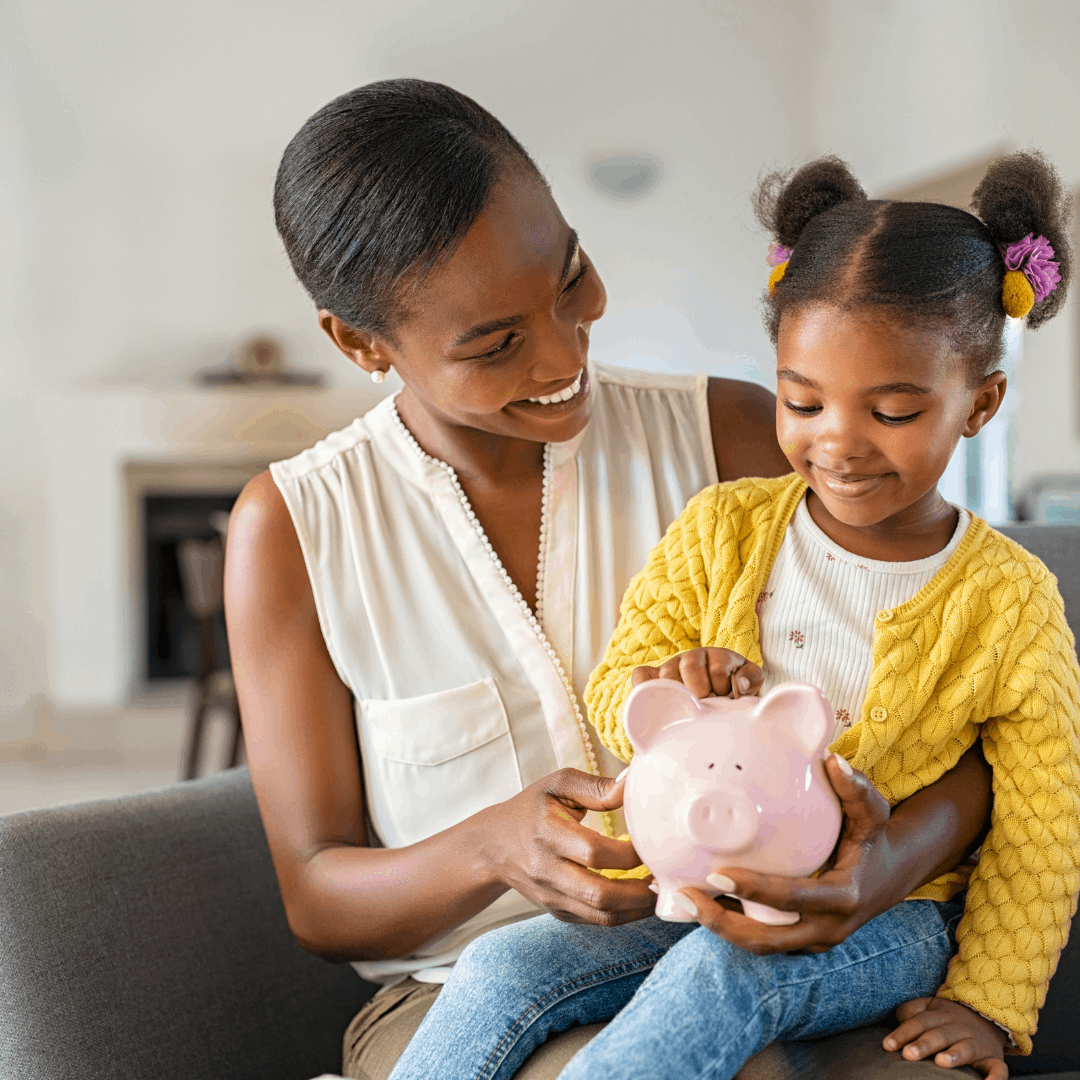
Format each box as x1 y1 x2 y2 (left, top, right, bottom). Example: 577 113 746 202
684 787 758 852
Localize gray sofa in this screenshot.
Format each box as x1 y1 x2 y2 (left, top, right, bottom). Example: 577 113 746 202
1 524 1079 1080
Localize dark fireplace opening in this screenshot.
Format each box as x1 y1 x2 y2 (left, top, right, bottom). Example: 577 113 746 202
144 493 238 679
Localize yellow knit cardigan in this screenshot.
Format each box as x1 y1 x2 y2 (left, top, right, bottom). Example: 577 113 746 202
584 474 1080 1054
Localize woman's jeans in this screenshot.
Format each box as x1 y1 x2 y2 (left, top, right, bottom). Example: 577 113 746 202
387 897 965 1080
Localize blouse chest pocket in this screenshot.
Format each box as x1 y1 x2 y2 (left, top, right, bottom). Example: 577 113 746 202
358 677 523 849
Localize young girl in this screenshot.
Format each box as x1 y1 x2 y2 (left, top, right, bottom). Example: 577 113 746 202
387 152 1080 1080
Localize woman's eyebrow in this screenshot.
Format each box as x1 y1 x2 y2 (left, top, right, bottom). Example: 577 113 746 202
450 230 581 349
452 314 524 348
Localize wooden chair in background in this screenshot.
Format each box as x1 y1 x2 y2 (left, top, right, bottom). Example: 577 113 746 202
176 531 243 780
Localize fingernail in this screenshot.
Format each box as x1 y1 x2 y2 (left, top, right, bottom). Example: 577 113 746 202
706 873 736 893
673 893 698 917
648 882 659 894
833 752 853 777
737 675 750 692
615 766 630 784
883 1038 896 1050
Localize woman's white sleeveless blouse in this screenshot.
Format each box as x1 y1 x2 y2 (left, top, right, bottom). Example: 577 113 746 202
270 364 716 983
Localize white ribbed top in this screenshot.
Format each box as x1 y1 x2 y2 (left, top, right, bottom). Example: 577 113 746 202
759 495 971 740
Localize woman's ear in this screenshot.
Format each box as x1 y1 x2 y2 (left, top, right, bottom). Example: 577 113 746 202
962 370 1008 438
318 310 391 379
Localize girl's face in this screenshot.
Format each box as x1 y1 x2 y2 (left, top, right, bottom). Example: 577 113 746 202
322 165 607 445
775 305 1005 534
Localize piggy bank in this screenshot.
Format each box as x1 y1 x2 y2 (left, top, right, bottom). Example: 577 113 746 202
621 679 842 925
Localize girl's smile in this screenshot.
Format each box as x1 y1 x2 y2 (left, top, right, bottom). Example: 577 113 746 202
775 304 1006 562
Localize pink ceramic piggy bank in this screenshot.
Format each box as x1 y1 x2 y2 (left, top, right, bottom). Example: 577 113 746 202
621 679 842 925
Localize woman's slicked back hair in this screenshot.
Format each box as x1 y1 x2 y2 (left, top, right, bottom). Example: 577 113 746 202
274 79 542 338
754 151 1073 377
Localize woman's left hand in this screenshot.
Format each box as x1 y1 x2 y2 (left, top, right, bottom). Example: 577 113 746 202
677 754 902 954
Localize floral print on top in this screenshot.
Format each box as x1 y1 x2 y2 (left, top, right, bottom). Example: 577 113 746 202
758 495 971 742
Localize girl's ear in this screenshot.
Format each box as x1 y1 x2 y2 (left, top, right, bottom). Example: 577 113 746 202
318 310 390 377
962 370 1008 438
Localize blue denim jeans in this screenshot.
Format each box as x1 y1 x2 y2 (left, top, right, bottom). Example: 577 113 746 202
387 897 964 1080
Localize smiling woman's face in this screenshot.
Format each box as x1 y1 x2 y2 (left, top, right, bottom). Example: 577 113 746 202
336 166 607 445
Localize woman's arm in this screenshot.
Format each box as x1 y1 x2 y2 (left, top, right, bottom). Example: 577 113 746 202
225 472 655 962
707 378 791 480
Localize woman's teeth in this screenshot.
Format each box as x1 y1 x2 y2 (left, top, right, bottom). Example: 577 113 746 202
527 372 582 405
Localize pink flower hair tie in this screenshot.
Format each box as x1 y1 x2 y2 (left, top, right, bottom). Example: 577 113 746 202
1001 233 1061 318
766 242 793 268
766 242 793 293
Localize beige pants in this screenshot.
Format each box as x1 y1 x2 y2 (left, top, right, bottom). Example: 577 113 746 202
341 979 977 1080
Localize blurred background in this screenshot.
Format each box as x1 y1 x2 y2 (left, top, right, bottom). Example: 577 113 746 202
2 0 1079 813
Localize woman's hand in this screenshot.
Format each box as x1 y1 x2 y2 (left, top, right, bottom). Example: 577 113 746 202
478 768 656 927
632 647 764 699
677 755 897 953
885 998 1008 1078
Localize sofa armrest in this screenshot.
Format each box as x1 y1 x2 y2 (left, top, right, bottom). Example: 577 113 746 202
0 767 375 1080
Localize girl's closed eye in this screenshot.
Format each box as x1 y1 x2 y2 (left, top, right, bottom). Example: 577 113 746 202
875 409 922 425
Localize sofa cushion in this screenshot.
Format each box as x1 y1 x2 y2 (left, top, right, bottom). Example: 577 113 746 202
0 767 375 1080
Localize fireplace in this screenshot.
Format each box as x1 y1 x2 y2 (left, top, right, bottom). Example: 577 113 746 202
125 461 270 688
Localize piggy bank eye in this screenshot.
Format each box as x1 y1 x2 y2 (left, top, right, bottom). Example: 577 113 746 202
735 764 743 771
707 762 714 769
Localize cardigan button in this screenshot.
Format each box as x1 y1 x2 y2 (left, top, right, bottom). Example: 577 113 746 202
876 609 894 623
870 706 888 722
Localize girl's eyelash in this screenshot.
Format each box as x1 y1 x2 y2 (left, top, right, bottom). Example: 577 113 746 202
783 402 922 425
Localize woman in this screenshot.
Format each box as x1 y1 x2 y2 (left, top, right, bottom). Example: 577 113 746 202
224 79 991 1080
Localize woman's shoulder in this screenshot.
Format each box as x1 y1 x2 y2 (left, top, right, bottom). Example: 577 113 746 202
269 413 375 487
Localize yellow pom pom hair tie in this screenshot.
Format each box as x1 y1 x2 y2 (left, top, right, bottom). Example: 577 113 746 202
1001 233 1061 319
766 242 792 294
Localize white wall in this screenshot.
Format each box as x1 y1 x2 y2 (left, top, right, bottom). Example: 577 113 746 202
6 0 1080 718
1 0 820 716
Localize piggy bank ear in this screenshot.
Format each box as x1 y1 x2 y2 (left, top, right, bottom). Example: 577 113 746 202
622 679 701 753
753 683 833 756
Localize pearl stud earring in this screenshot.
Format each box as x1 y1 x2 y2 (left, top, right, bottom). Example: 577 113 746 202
370 369 386 384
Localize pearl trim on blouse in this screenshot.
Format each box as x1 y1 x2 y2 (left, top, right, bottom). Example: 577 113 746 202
389 400 604 788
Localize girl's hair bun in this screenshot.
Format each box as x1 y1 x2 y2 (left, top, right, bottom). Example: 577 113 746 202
753 156 867 249
972 150 1073 329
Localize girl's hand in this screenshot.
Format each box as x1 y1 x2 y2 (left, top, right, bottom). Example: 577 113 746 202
479 768 656 927
885 997 1008 1078
632 647 764 699
678 755 895 953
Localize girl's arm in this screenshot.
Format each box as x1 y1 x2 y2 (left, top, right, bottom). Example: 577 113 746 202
224 473 654 962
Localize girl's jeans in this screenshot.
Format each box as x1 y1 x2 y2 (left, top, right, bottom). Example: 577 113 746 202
387 897 965 1080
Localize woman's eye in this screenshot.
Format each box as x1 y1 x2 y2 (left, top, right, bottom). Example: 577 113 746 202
784 401 820 416
876 411 922 425
475 333 517 361
562 264 589 294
